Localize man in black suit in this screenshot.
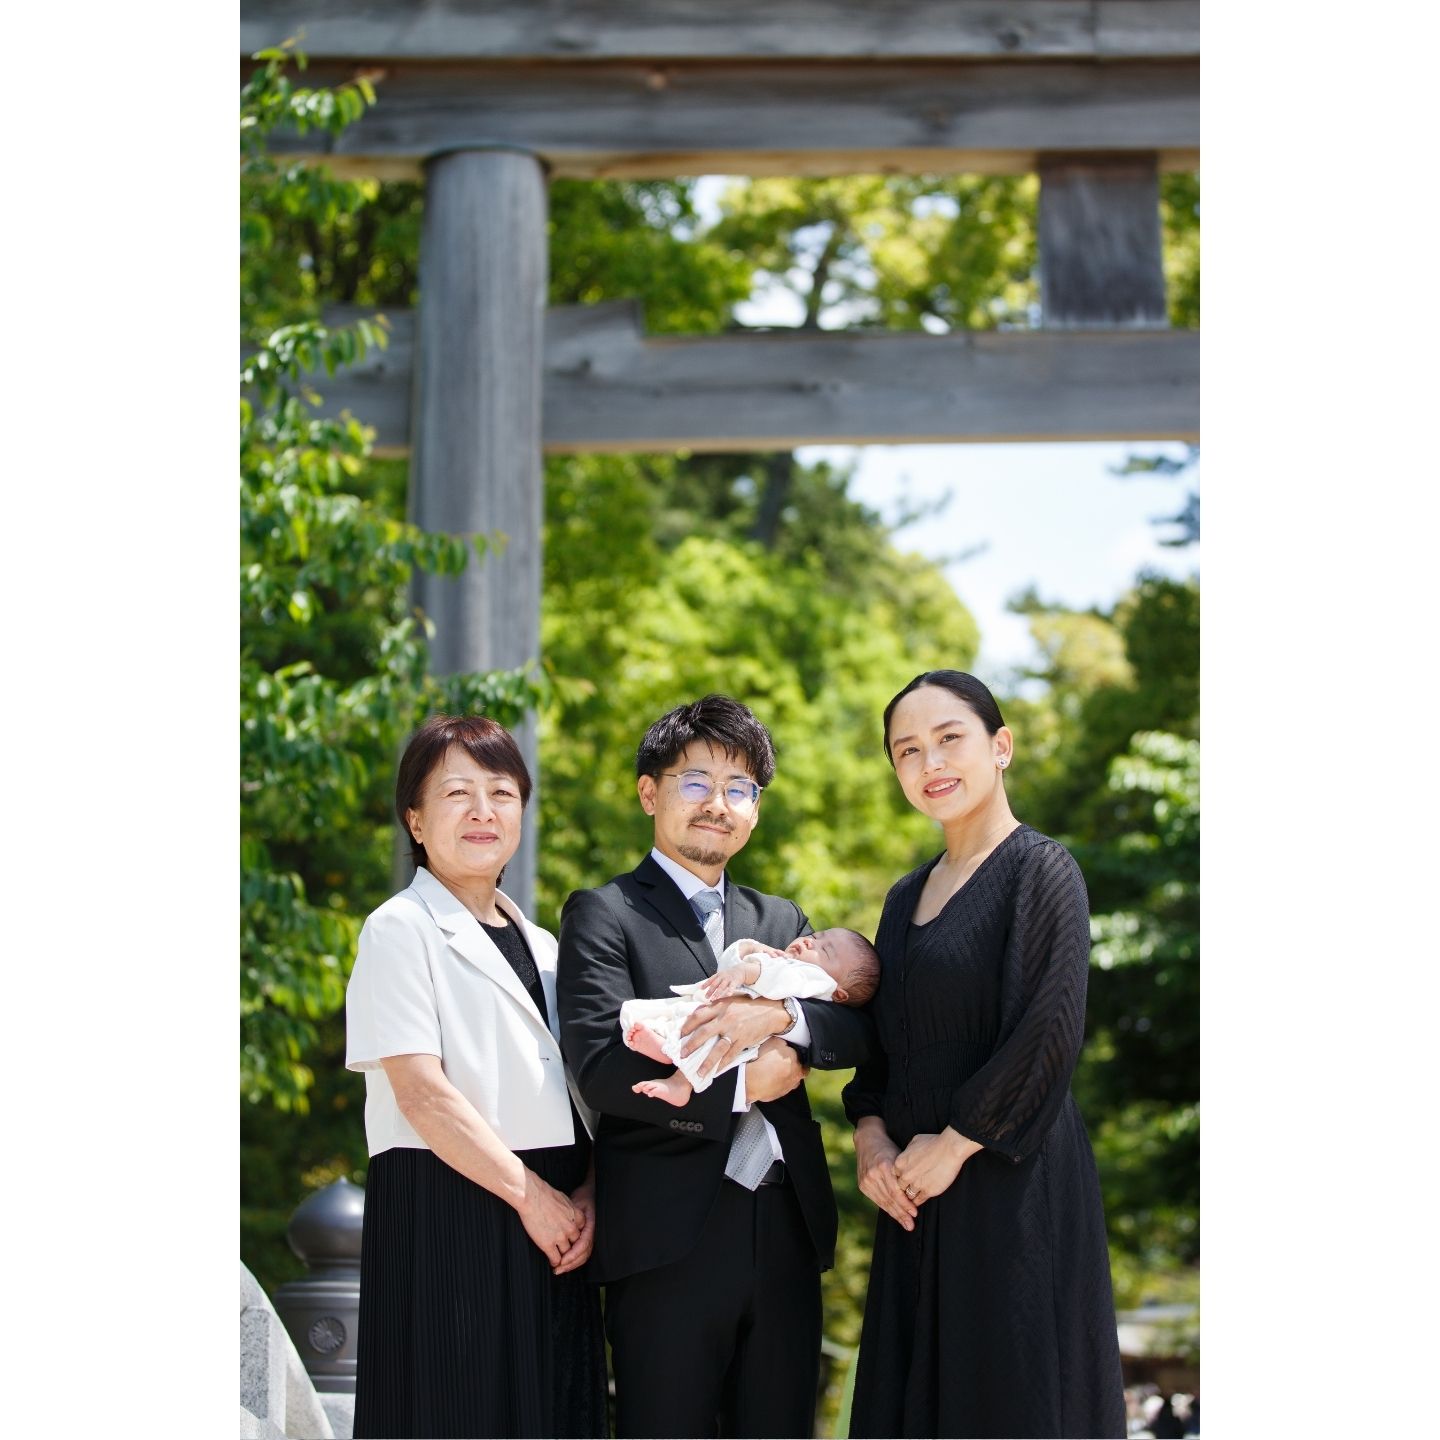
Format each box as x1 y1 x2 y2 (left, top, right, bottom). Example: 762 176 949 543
557 695 872 1439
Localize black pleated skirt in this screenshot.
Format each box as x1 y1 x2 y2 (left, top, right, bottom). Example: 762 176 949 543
353 1134 609 1439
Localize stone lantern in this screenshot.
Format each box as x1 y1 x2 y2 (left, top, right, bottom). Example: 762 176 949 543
274 1177 364 1394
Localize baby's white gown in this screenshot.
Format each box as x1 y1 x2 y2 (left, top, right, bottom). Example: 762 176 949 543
619 938 837 1091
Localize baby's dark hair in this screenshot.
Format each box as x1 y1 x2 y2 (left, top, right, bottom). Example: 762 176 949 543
829 928 880 1006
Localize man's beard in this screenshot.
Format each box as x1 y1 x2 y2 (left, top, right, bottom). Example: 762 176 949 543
678 841 728 868
678 813 734 869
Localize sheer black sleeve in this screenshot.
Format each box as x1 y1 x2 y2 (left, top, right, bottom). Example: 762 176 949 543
842 869 922 1128
947 840 1091 1162
841 1043 890 1127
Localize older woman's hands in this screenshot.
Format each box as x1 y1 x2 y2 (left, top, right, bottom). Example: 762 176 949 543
892 1127 983 1208
517 1169 584 1270
552 1178 596 1276
855 1116 918 1232
679 995 789 1078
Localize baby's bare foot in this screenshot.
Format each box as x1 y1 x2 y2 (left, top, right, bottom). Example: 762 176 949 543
632 1077 691 1107
625 1023 672 1066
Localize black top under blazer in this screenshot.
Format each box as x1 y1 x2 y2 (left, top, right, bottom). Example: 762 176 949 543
557 854 875 1284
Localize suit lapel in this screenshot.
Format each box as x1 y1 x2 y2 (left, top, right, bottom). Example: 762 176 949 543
633 854 716 979
724 884 761 954
409 870 554 1040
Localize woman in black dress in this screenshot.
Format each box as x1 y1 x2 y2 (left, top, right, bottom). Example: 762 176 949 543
844 671 1125 1439
345 714 608 1438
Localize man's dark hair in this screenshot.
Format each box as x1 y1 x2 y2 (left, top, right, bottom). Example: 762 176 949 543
635 695 777 788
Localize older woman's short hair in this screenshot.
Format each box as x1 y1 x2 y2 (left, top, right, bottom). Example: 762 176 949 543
395 714 532 868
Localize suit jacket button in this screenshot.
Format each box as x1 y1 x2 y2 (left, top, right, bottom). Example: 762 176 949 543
669 1118 680 1129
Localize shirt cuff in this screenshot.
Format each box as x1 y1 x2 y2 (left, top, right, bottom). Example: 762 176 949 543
785 1008 813 1049
732 1063 750 1112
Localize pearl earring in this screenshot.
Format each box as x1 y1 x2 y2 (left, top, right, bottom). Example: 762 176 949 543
997 758 1008 769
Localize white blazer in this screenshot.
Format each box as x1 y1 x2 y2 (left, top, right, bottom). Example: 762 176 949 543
345 866 596 1157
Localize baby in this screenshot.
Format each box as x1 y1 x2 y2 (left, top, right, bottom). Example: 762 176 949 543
620 928 880 1107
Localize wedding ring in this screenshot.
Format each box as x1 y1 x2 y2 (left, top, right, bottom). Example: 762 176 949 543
904 1184 918 1199
720 1035 733 1045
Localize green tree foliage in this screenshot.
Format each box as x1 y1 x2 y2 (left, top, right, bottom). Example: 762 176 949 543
1005 574 1200 1303
709 174 1038 329
1084 732 1199 1280
1161 172 1201 329
241 46 395 340
549 180 754 330
241 51 546 1112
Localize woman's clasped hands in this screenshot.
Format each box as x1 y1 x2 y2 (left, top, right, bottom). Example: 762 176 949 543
856 1116 983 1232
854 1116 918 1232
517 1169 596 1274
892 1127 982 1207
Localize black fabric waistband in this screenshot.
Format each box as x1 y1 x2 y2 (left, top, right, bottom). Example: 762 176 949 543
727 1159 787 1189
901 1039 995 1090
757 1159 786 1186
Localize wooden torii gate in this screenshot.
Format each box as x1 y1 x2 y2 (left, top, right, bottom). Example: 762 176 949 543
242 1 1200 908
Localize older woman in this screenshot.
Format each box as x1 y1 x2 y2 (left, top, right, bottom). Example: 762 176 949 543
843 671 1126 1439
345 714 607 1439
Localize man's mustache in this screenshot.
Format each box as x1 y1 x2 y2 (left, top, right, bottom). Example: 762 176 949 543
690 813 734 832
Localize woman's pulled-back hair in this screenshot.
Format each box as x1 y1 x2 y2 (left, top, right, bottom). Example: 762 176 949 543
882 670 1005 765
395 713 532 869
635 694 777 789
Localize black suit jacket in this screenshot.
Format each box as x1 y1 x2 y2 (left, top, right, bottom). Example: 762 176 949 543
557 855 874 1283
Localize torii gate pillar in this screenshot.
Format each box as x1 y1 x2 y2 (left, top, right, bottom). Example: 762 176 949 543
409 147 548 911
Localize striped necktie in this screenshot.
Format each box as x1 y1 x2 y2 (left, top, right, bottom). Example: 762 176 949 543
691 888 774 1191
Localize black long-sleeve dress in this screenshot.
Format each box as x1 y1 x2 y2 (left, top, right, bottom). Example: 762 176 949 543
843 825 1126 1439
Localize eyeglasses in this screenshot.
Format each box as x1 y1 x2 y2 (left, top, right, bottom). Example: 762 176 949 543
662 770 762 809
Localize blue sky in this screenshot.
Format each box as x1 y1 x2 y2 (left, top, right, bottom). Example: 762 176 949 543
802 440 1199 676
